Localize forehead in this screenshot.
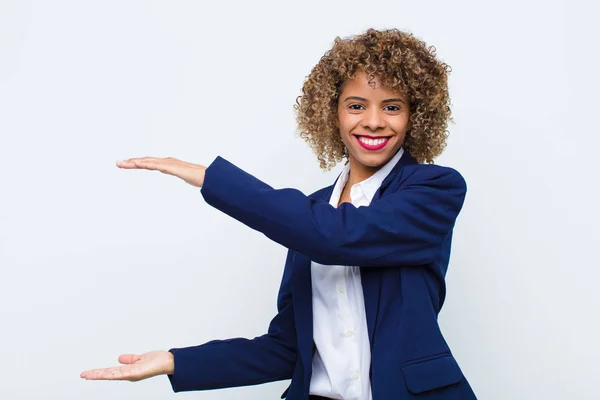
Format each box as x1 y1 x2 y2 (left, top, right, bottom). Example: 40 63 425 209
339 71 406 100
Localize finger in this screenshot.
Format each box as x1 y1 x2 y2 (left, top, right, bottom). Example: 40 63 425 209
124 156 162 163
81 367 117 380
117 158 171 173
134 159 160 171
118 354 142 364
81 366 133 380
116 156 156 169
116 157 158 168
116 160 139 169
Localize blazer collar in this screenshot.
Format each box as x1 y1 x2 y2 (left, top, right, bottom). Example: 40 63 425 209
314 148 419 202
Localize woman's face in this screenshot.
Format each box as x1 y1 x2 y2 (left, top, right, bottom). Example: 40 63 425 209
336 71 411 170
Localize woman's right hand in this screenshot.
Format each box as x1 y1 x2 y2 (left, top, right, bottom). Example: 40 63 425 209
80 350 174 382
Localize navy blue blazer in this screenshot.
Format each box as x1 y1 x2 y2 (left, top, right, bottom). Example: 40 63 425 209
167 150 477 399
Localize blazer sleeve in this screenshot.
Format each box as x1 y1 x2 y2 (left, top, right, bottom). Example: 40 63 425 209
166 249 297 392
200 156 467 267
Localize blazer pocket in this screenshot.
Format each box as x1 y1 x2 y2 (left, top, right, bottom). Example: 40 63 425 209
401 354 463 394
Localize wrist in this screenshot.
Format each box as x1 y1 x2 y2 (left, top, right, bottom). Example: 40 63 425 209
164 350 175 375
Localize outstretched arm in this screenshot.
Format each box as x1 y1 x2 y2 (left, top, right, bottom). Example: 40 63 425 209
111 155 466 267
201 156 467 267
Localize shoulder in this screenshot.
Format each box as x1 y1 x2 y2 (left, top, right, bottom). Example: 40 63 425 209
308 184 334 200
392 163 467 194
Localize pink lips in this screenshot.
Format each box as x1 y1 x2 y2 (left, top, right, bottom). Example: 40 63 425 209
354 135 391 151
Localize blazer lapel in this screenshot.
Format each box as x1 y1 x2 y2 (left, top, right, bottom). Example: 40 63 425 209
293 149 418 375
363 149 418 346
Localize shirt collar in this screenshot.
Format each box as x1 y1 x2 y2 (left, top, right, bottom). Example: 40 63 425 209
329 147 405 207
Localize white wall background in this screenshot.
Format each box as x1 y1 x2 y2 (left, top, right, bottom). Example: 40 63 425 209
1 0 598 399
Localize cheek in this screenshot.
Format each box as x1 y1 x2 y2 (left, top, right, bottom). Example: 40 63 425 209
338 115 357 135
338 130 352 147
337 121 351 137
339 126 356 147
390 119 410 138
398 115 411 130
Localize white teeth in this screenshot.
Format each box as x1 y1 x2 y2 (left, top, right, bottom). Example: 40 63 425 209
358 137 387 146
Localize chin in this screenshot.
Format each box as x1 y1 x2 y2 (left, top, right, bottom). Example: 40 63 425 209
351 152 391 168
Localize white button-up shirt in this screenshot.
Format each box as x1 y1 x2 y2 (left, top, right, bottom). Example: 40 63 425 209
309 147 405 400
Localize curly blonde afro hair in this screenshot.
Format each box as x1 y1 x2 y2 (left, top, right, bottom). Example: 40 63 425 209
294 28 454 169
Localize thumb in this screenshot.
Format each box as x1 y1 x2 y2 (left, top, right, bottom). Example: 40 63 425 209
118 354 142 364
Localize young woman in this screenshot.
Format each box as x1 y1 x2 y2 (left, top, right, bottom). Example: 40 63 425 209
80 28 477 400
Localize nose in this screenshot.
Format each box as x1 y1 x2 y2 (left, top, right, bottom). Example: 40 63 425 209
361 107 385 131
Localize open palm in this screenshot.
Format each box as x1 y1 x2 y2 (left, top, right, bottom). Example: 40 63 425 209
80 350 174 381
116 156 206 187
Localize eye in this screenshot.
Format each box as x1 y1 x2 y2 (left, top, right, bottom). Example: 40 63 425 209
384 105 401 112
348 104 365 111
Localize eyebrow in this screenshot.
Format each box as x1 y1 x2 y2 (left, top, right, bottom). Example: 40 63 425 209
343 96 406 104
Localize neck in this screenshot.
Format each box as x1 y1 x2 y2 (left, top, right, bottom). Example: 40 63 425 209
346 156 383 187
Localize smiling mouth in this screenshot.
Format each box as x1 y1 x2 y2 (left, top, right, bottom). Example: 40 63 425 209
353 134 392 151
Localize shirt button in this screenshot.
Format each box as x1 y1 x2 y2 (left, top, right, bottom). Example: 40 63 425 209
352 373 359 380
346 330 354 337
338 287 345 294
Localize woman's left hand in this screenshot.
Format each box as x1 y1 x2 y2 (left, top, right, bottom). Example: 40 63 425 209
116 157 206 187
